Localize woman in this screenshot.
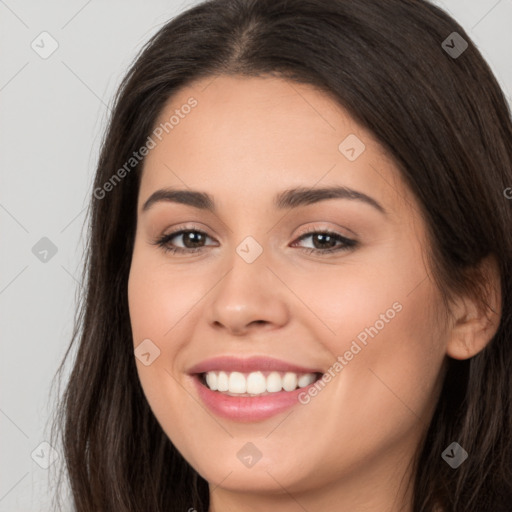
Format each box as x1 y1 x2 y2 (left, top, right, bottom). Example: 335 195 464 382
50 0 512 510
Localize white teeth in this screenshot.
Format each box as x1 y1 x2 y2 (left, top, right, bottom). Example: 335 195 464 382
205 372 218 391
228 372 246 393
202 370 319 395
217 371 229 392
297 373 316 388
266 371 282 393
283 372 298 391
246 371 267 394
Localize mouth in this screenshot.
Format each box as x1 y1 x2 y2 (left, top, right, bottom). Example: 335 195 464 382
189 369 325 422
196 370 324 397
187 355 326 421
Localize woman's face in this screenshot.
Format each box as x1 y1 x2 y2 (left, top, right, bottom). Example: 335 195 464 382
128 75 450 503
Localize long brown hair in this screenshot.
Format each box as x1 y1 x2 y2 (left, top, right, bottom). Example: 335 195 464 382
49 0 512 510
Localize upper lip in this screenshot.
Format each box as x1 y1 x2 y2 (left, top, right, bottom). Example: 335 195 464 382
188 356 322 375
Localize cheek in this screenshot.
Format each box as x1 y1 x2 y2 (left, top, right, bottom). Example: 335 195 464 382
127 247 205 346
127 248 186 389
127 253 202 458
318 277 446 441
290 239 446 432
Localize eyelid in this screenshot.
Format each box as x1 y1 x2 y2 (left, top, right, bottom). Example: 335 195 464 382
291 226 357 252
156 223 354 243
294 222 355 239
153 222 358 256
160 224 217 245
159 223 215 239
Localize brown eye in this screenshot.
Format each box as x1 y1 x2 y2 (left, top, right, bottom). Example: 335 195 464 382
152 227 358 256
292 230 357 254
153 228 216 254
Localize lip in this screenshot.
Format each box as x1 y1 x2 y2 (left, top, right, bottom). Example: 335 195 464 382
187 355 322 375
191 373 321 422
187 355 324 422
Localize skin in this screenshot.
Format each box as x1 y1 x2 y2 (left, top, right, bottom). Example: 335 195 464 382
127 74 501 511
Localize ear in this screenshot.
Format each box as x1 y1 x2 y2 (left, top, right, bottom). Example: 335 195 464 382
446 255 502 360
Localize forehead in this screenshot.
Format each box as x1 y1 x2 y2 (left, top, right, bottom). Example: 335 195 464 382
138 74 410 215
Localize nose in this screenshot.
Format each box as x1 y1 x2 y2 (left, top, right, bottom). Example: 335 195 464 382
206 249 290 336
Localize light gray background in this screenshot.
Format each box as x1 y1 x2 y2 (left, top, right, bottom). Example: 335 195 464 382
1 0 511 510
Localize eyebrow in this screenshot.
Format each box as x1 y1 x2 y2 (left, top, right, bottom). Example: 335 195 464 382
141 186 387 215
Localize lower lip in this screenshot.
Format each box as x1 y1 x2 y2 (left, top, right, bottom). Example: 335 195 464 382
191 374 319 422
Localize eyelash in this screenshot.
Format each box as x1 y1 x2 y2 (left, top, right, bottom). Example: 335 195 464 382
152 224 358 256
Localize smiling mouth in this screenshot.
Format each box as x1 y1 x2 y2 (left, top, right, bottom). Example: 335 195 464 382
197 370 324 397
